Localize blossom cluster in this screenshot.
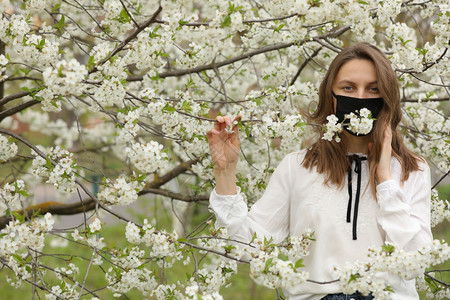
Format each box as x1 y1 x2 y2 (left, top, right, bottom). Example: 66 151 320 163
16 34 60 67
249 236 310 290
345 108 374 136
72 225 106 250
125 141 168 174
105 246 158 297
34 88 60 112
0 134 18 162
30 146 79 194
334 240 450 299
0 14 29 43
0 213 55 287
0 180 26 215
116 109 141 143
430 189 450 227
97 175 144 206
43 59 87 96
403 100 450 173
125 220 183 264
322 114 343 142
91 77 128 110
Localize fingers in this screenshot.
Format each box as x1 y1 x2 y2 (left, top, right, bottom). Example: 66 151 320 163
214 115 240 132
214 115 231 131
382 125 392 151
377 125 393 182
231 115 242 134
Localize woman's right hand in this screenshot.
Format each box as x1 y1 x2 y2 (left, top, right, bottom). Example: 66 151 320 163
207 115 241 172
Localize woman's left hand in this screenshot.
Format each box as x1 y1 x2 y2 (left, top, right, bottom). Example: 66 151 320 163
376 125 393 183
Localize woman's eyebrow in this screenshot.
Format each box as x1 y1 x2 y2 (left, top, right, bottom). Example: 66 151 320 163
337 80 378 85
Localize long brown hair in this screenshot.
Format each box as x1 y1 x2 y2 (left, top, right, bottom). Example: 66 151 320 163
302 42 422 196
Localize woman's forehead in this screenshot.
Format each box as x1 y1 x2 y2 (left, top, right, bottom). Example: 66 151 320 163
335 59 377 84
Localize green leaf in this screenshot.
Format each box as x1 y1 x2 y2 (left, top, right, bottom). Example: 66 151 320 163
278 253 288 261
264 258 273 272
162 103 176 113
53 15 65 33
12 254 24 263
347 273 361 283
11 211 25 223
251 232 258 243
87 55 95 71
273 23 285 33
46 157 53 169
295 259 304 269
221 15 231 28
181 100 192 113
119 8 131 23
18 190 29 197
52 3 61 13
223 244 236 253
381 243 395 254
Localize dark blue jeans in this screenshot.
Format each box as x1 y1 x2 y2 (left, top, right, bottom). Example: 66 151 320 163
321 292 374 300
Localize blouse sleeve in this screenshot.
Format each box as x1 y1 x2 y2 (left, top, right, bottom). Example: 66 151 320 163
209 154 292 244
376 160 433 252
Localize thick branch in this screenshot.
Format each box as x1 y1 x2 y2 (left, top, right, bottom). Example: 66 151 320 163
146 158 199 188
128 26 351 81
0 100 39 122
0 200 97 229
156 41 296 79
0 188 208 229
0 90 30 107
139 188 209 202
155 13 302 27
290 47 322 86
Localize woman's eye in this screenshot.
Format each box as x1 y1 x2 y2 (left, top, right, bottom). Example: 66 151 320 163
369 87 379 92
343 86 352 91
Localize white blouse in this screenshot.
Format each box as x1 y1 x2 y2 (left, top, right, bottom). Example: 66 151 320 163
209 150 432 300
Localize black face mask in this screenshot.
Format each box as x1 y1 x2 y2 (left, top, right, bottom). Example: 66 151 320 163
333 92 384 136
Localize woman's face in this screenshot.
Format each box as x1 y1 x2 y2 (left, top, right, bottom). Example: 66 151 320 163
332 58 380 99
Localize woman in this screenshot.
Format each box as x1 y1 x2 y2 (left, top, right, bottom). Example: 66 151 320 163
207 42 432 299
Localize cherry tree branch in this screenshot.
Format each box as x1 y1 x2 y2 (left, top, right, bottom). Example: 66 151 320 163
128 26 351 81
0 90 30 107
0 100 40 122
90 5 162 73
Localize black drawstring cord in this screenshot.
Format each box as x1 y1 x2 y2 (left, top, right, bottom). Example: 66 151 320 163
347 155 367 240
